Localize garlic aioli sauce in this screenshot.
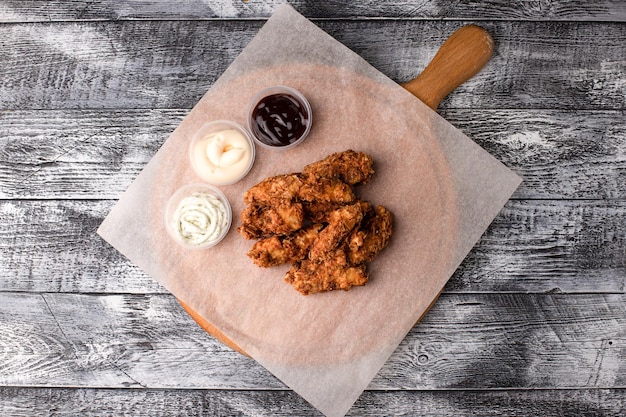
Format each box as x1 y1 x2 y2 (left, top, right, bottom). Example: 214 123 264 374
172 191 229 246
191 128 253 185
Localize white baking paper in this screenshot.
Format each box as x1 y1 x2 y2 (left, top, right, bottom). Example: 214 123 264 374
98 4 522 416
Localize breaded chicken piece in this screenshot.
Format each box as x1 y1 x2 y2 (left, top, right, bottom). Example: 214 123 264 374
247 224 323 267
247 235 286 267
244 174 304 204
238 201 304 239
308 202 365 260
297 176 355 204
285 249 368 295
302 200 343 223
240 150 393 295
302 149 374 185
347 205 393 265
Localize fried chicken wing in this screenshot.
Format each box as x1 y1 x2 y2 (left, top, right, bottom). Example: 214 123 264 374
240 149 393 295
247 235 286 267
247 224 323 267
297 176 355 204
302 200 342 223
347 205 393 264
302 149 374 185
238 201 304 239
285 252 368 295
308 202 365 260
244 173 304 204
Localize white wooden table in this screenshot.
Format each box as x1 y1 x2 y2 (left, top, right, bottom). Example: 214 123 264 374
1 1 625 415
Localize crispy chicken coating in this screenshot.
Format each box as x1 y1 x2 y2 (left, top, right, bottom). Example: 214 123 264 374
302 149 374 185
285 251 369 295
247 235 286 267
239 150 393 295
297 176 355 204
308 202 365 261
238 201 304 239
243 171 354 205
244 174 304 205
347 205 393 265
247 224 323 267
302 200 343 223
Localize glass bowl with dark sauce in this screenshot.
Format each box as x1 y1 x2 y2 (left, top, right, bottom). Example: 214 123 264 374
247 86 312 149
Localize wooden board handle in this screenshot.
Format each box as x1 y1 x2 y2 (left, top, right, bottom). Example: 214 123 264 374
401 25 494 110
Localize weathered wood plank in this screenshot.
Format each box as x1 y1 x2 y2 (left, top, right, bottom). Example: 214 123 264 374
2 109 625 199
0 2 623 416
0 292 623 390
1 199 624 293
0 293 142 387
390 293 625 390
0 20 252 110
440 108 626 200
0 109 177 199
0 200 162 293
1 0 626 22
0 109 182 199
449 199 626 293
0 292 278 389
0 21 624 111
0 387 625 417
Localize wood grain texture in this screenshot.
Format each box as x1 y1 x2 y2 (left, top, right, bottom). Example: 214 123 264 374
1 199 624 294
1 0 626 22
0 292 623 391
0 109 181 199
402 25 495 110
0 387 625 417
449 199 626 293
1 109 625 199
1 2 625 415
440 108 626 200
0 21 625 111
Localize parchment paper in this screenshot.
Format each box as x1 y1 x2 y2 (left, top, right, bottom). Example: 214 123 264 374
97 4 522 417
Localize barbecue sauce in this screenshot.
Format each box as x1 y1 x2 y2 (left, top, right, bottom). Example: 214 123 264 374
250 93 310 147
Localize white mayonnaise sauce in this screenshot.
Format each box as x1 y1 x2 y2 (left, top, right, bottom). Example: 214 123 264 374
190 128 253 185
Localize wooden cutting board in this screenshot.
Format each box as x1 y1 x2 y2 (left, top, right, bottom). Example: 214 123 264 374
179 24 495 356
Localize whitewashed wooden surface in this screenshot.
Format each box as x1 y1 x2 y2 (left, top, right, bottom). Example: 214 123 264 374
1 1 625 416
